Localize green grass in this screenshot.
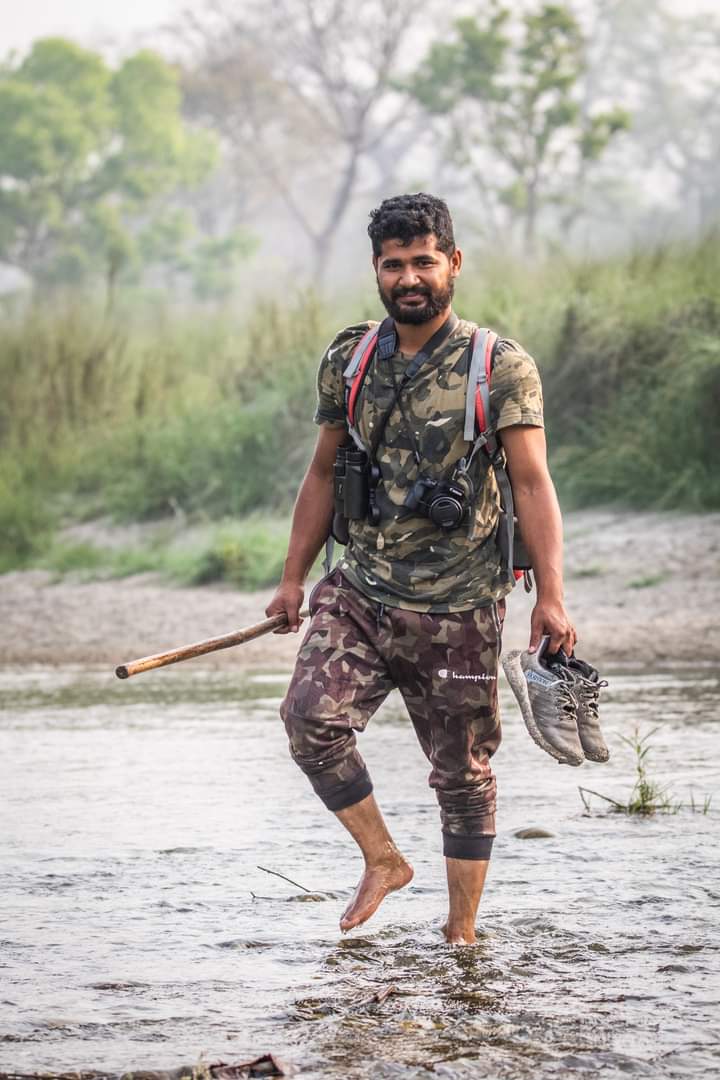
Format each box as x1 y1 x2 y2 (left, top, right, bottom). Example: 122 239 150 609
459 235 720 510
36 516 299 589
570 564 606 579
1 235 719 574
627 573 667 589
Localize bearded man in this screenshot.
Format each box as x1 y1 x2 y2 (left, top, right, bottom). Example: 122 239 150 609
266 193 576 944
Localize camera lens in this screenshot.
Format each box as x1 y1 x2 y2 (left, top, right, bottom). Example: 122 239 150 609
428 495 465 530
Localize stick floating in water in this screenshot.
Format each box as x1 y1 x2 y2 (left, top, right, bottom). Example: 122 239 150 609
115 609 310 679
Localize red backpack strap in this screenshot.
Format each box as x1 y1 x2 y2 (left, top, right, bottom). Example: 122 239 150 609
475 328 498 453
344 325 380 428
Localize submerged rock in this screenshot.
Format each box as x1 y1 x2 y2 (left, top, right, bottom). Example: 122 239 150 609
513 827 555 839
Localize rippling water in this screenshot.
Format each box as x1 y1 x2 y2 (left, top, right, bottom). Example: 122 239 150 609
1 665 719 1078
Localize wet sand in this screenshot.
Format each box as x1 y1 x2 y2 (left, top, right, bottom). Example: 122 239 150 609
1 510 718 669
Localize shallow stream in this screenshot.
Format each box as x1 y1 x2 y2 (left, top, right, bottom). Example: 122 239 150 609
1 665 719 1078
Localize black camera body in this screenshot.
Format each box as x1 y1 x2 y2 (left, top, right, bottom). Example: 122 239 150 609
404 469 472 531
333 444 369 525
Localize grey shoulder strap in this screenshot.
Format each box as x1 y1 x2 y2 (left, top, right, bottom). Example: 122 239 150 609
464 327 491 442
464 330 487 444
343 325 379 380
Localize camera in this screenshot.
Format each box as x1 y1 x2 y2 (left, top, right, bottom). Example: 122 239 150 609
404 468 473 531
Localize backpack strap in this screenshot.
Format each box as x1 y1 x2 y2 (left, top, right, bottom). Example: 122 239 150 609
466 327 525 583
464 327 497 450
323 325 379 571
343 324 380 449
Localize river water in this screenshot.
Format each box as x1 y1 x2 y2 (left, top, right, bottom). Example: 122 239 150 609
1 665 718 1079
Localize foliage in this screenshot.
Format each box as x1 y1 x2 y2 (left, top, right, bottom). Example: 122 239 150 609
0 37 251 297
38 516 301 590
0 454 56 571
407 2 629 253
580 1 720 238
179 0 427 281
0 238 718 572
454 235 720 510
620 727 676 815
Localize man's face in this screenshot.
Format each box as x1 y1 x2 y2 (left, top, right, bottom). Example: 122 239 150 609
374 234 462 325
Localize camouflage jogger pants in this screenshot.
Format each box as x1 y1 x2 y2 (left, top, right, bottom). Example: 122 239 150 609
280 568 504 860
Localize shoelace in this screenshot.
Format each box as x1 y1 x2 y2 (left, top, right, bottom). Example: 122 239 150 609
574 675 608 717
552 671 578 717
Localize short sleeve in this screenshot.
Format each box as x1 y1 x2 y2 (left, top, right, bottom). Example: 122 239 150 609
489 339 544 432
314 322 375 428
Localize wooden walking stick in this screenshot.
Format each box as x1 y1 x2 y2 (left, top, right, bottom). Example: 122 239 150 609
115 609 310 679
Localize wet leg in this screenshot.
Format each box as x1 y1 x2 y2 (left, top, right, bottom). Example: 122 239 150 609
442 857 490 944
335 793 413 932
383 603 502 946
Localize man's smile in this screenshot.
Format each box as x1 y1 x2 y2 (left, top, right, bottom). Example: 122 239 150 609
394 290 429 303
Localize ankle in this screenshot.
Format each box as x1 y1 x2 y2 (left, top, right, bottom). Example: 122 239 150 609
444 919 477 944
364 840 406 870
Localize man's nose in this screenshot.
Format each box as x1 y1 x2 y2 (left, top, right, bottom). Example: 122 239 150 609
398 266 421 287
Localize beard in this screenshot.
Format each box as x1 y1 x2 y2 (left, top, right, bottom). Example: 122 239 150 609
377 276 455 325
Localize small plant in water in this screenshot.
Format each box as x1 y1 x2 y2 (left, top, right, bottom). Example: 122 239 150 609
688 790 713 815
620 726 678 814
579 726 681 816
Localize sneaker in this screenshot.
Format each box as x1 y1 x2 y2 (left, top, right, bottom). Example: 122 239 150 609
502 636 584 766
566 656 610 763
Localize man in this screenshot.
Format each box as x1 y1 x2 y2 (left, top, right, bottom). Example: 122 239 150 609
266 193 575 944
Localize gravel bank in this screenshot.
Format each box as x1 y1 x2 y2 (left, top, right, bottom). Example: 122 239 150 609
1 511 718 670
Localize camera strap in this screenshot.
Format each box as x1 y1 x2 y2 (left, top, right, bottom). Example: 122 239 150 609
367 312 459 464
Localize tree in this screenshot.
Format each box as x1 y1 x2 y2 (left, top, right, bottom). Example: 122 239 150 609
408 2 628 254
178 0 430 283
582 0 720 237
0 37 226 297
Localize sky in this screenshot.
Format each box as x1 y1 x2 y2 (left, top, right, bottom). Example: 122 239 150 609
1 0 717 58
0 0 183 57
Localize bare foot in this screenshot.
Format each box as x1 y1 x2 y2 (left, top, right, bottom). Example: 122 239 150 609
441 922 477 945
340 855 413 932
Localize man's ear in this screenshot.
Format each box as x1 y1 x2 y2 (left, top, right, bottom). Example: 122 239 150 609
451 247 463 276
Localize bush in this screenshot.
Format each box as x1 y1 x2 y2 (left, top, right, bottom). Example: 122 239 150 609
182 520 291 588
1 240 719 576
0 455 56 571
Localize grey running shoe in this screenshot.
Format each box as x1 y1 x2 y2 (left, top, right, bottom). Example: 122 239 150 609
502 636 584 766
567 656 610 763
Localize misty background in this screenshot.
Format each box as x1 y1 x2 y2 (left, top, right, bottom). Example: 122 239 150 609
1 0 718 586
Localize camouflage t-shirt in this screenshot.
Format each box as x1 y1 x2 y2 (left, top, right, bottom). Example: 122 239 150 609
314 315 544 612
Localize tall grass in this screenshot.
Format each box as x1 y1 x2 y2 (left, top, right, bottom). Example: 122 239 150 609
458 235 720 508
0 293 330 564
1 237 719 571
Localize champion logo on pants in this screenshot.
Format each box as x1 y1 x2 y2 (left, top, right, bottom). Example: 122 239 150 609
438 669 497 682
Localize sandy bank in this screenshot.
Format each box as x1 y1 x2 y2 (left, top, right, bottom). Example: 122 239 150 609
1 510 718 670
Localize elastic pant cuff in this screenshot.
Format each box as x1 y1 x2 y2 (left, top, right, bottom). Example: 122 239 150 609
317 769 373 813
443 832 494 861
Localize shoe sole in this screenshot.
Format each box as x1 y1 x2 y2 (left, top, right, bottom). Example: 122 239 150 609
502 651 584 767
578 737 610 764
584 751 610 763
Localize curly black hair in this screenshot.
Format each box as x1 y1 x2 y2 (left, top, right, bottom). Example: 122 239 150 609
367 193 455 259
